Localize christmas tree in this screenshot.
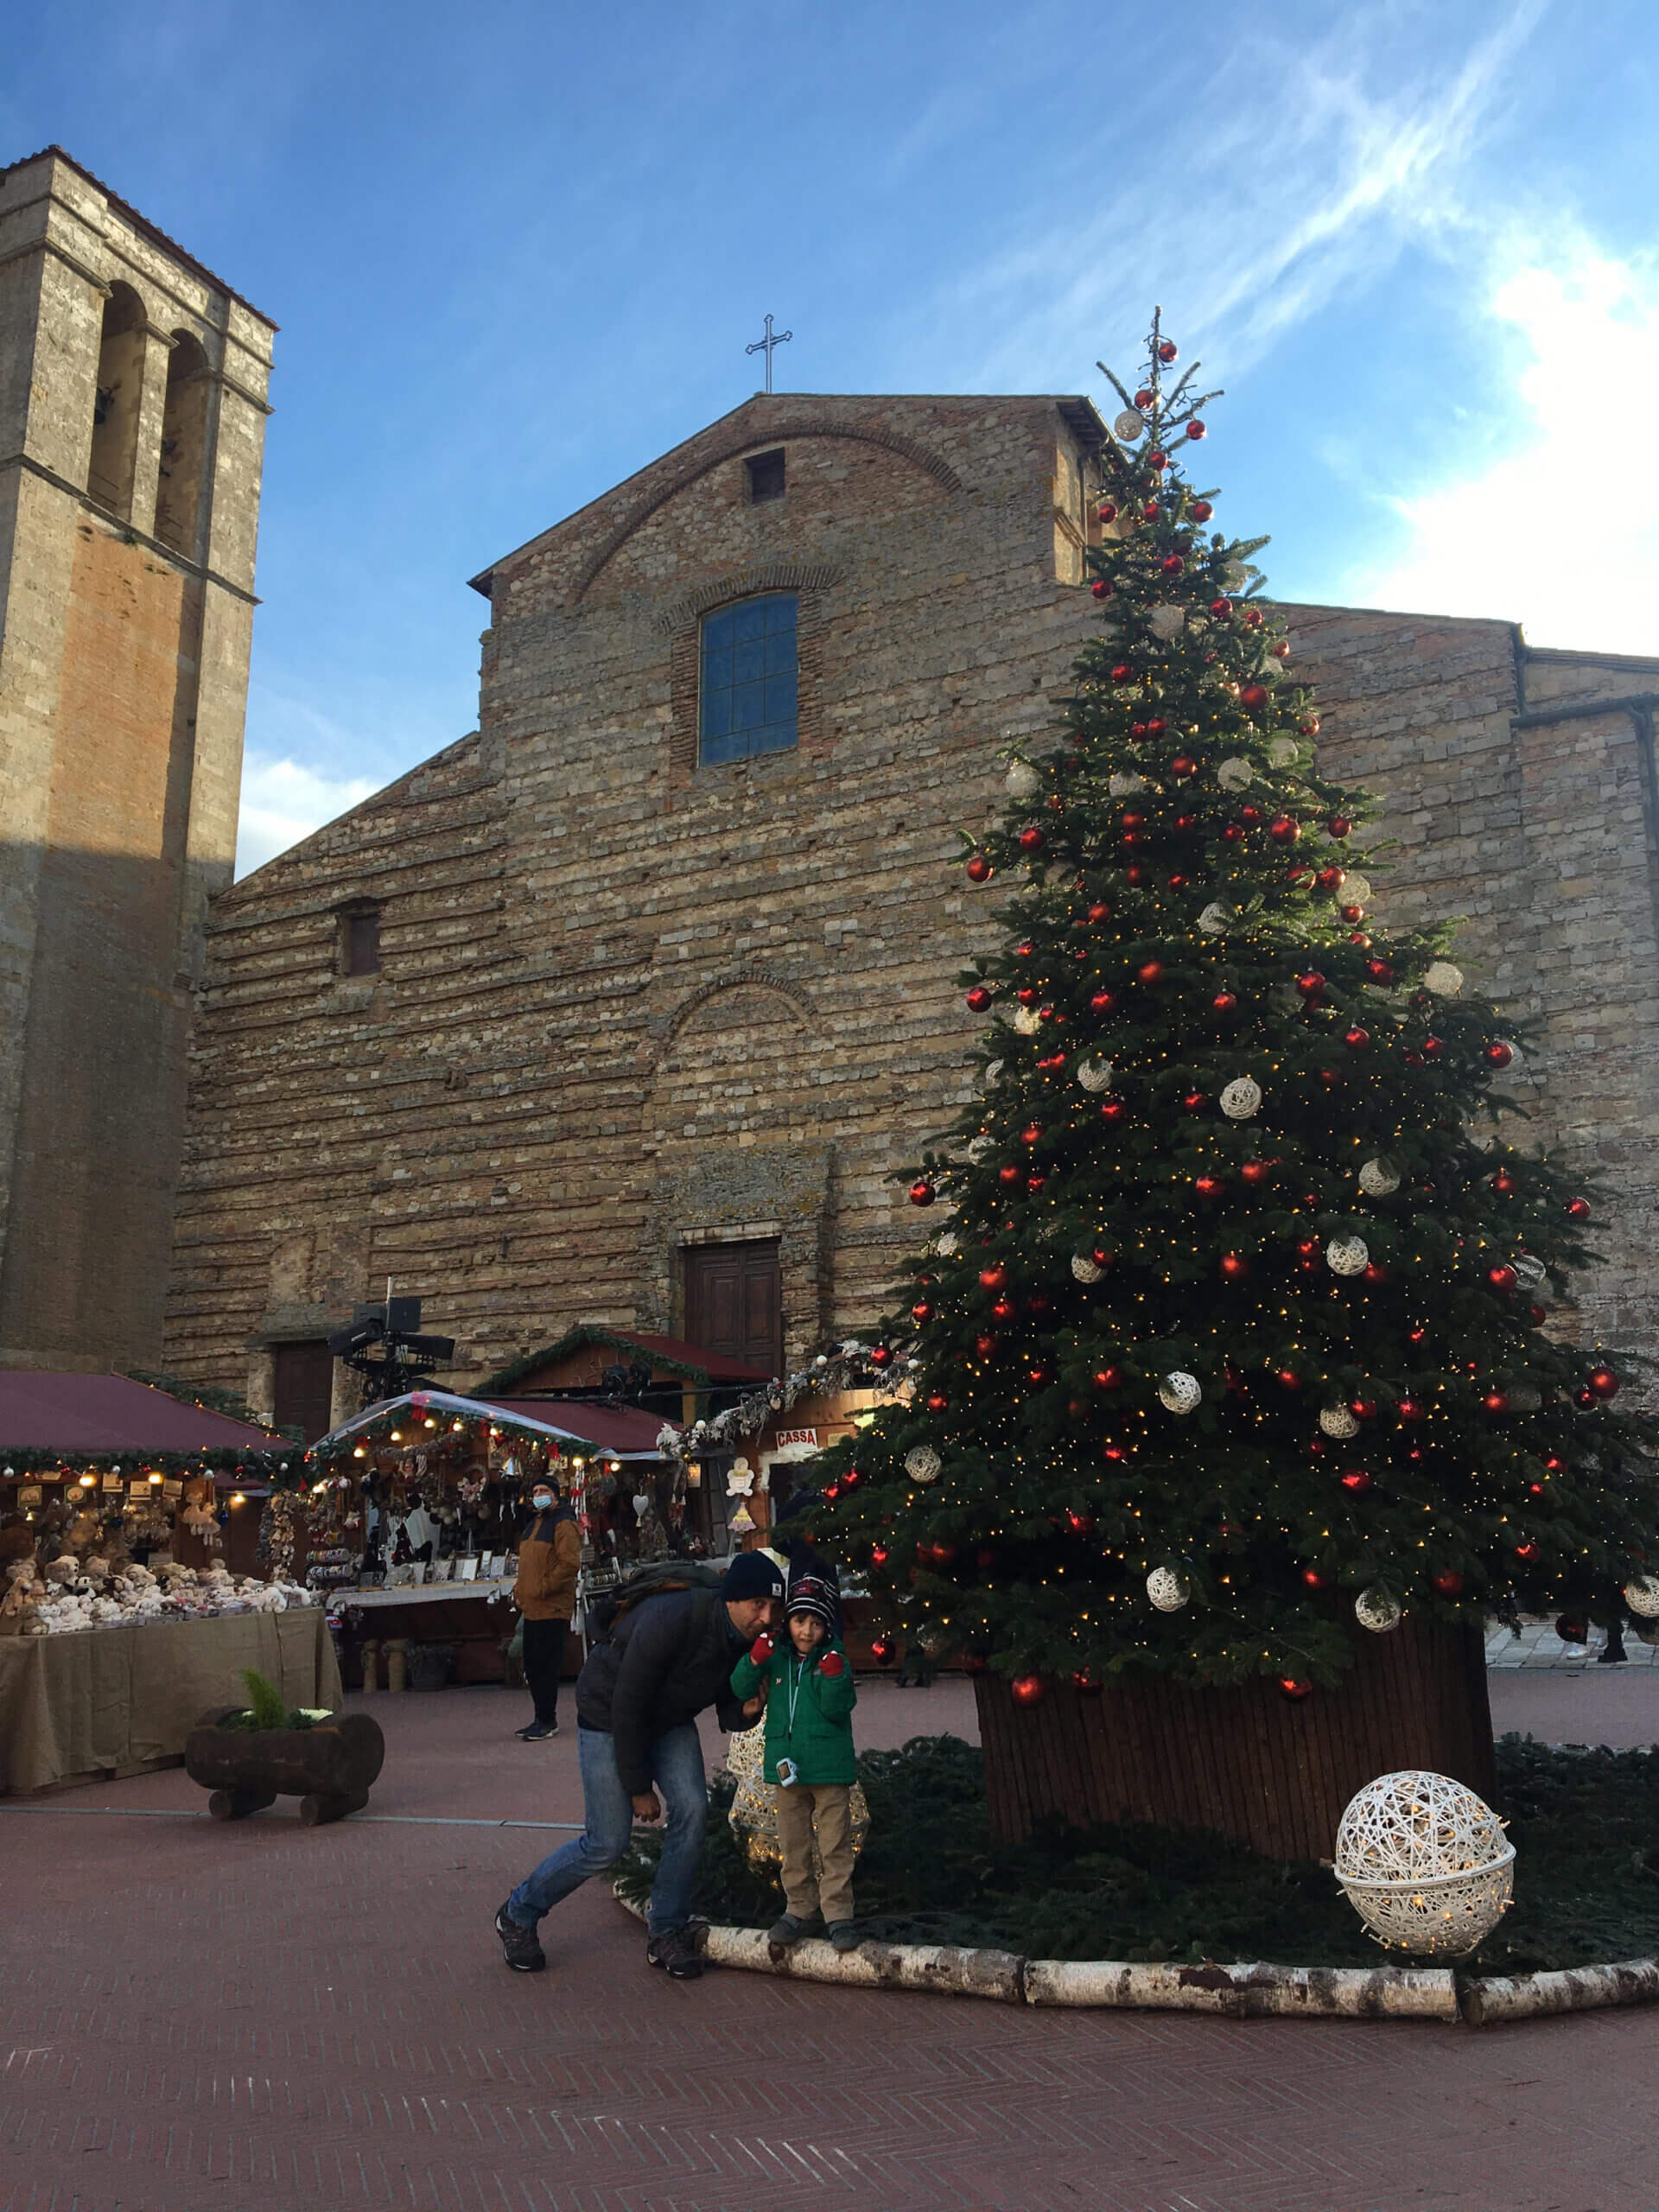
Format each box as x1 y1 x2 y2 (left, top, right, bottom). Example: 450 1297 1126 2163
810 312 1659 1707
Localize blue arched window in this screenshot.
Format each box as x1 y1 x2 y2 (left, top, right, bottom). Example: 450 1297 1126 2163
698 593 798 765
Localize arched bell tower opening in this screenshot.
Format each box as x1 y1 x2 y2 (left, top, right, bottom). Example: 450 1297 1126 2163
155 330 210 557
86 279 148 519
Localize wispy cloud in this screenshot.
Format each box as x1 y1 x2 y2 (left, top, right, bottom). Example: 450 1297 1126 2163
1345 232 1659 653
236 753 380 877
920 3 1543 389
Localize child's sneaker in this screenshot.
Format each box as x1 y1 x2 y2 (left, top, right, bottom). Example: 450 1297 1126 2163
766 1911 821 1947
827 1919 862 1953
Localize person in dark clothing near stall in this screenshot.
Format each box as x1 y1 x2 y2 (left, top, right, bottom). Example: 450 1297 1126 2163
494 1550 784 1980
511 1474 581 1741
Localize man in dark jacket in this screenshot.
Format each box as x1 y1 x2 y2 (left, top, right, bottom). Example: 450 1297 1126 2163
494 1551 783 1980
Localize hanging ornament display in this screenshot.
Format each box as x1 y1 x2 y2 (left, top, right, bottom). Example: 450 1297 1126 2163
1004 760 1041 801
982 1059 1003 1090
1355 1587 1402 1633
1013 1006 1042 1036
1108 771 1146 797
1326 1236 1370 1276
1198 901 1232 936
1076 1057 1114 1093
1217 756 1254 791
934 1229 960 1257
1334 1771 1515 1956
1112 408 1146 442
1147 602 1186 640
1266 734 1300 767
1070 1252 1104 1284
1341 872 1372 907
1624 1575 1659 1618
1158 1371 1202 1414
966 1135 995 1164
1423 962 1465 996
904 1446 942 1485
1146 1566 1191 1611
1319 1404 1362 1440
1219 1076 1262 1120
1357 1158 1402 1198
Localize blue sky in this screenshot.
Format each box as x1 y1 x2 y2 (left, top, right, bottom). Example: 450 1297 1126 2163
9 0 1659 872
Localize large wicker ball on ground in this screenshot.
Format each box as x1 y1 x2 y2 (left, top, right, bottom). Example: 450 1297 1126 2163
727 1722 869 1871
1334 1770 1515 1957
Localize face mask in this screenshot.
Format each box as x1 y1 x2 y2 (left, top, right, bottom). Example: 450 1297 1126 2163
532 1494 553 1511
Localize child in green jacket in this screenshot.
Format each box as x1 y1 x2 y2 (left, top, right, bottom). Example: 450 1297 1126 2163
729 1573 861 1951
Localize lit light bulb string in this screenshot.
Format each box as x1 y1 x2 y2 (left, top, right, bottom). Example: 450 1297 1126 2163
804 313 1659 1691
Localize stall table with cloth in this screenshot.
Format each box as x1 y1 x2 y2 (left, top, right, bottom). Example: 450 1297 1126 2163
0 1605 340 1794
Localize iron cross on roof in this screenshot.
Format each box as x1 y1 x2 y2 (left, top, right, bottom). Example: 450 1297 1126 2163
746 313 792 393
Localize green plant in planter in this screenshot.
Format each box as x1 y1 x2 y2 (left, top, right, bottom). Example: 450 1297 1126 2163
216 1667 333 1732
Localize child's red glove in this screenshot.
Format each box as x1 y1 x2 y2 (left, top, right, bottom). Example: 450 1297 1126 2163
817 1650 846 1676
748 1632 774 1666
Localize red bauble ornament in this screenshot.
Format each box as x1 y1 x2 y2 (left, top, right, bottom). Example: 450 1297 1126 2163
1020 1122 1043 1146
1220 1252 1249 1281
1301 1567 1330 1588
1137 960 1165 986
1209 596 1233 619
1071 1669 1103 1693
1328 817 1353 839
1299 715 1320 736
1092 1368 1122 1392
908 1180 936 1208
1316 865 1345 892
975 1333 997 1358
1087 901 1112 923
1192 499 1213 521
1485 1041 1514 1068
1090 578 1112 601
871 1636 897 1667
1066 1510 1095 1535
1212 990 1238 1014
1363 1262 1388 1284
1160 552 1183 575
1277 1368 1301 1389
1397 1397 1423 1421
1295 971 1326 999
1268 814 1300 843
1027 1173 1046 1193
966 986 992 1012
1483 1389 1510 1415
1367 957 1394 984
1515 1541 1541 1562
1141 499 1160 521
823 1482 841 1501
979 1264 1007 1291
1099 1098 1126 1123
1027 1363 1049 1386
1010 1673 1046 1708
1421 1036 1444 1058
1018 823 1045 853
911 1299 933 1323
1431 1570 1465 1597
965 853 993 883
1157 339 1178 363
870 1544 888 1567
998 1164 1020 1186
1194 1174 1225 1198
1171 753 1198 778
1590 1365 1620 1398
1134 386 1154 408
1111 663 1135 683
1090 989 1116 1014
1488 1265 1517 1292
1240 683 1270 712
1567 1197 1591 1220
1278 1677 1313 1702
1015 987 1038 1007
990 1298 1014 1321
1185 418 1206 441
1492 1170 1516 1195
1351 1398 1378 1421
1296 1236 1320 1262
1344 1027 1370 1051
1183 1090 1207 1112
1241 1160 1271 1185
925 1392 950 1414
1339 1470 1372 1494
1096 500 1117 523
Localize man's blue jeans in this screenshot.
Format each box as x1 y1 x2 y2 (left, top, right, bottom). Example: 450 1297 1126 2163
506 1722 706 1936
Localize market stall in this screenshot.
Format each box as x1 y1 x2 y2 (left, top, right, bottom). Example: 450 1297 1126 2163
303 1388 682 1687
0 1371 332 1791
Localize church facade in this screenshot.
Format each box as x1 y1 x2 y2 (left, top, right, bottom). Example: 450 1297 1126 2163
156 390 1659 1432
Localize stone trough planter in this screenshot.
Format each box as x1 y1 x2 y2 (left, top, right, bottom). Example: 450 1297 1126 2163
184 1708 385 1825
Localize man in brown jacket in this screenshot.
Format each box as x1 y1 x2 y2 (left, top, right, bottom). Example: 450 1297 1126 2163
512 1475 580 1740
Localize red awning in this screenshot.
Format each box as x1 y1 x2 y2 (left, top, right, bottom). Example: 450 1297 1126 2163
0 1371 284 1453
615 1333 772 1382
483 1398 674 1454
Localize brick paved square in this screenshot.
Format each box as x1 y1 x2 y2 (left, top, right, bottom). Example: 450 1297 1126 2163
4 1682 1657 2211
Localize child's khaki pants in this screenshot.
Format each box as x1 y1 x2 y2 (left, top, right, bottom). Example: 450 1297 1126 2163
772 1782 855 1923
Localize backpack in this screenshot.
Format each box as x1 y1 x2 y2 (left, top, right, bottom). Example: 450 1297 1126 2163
585 1559 726 1644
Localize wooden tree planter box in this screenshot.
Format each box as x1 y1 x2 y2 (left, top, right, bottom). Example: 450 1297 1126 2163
976 1617 1496 1862
184 1709 385 1825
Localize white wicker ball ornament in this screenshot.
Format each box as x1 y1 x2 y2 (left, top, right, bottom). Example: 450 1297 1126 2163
1357 1157 1402 1198
1355 1587 1402 1633
904 1446 942 1486
1319 1405 1361 1440
1108 771 1146 797
1070 1253 1104 1285
1113 408 1147 442
1217 755 1254 791
1334 1771 1515 1956
1511 1251 1547 1292
934 1230 960 1257
1220 1076 1262 1120
1267 734 1300 767
1148 602 1186 640
1424 962 1465 997
1198 901 1232 936
1624 1575 1659 1618
1076 1057 1114 1093
966 1134 995 1164
1014 1006 1042 1035
1147 1567 1192 1611
1005 760 1041 801
1326 1236 1370 1276
982 1058 1004 1089
1158 1370 1202 1415
1341 872 1372 907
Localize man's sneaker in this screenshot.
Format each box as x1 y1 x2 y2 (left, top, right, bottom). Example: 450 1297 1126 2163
645 1924 704 1980
766 1911 820 1947
494 1903 546 1973
519 1719 559 1741
827 1919 862 1954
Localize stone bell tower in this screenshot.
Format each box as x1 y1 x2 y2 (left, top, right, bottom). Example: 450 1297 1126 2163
0 148 275 1368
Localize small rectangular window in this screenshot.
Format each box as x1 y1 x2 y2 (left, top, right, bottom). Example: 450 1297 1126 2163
745 448 786 504
699 593 798 765
343 910 381 976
